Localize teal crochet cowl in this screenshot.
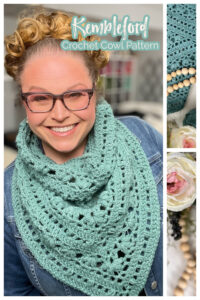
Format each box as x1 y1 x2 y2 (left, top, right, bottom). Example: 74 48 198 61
167 4 196 115
12 100 160 296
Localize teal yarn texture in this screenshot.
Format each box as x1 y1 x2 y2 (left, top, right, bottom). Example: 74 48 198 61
167 4 196 114
12 100 160 296
183 108 196 128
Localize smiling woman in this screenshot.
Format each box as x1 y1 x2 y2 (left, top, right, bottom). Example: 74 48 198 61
20 49 97 163
4 8 163 296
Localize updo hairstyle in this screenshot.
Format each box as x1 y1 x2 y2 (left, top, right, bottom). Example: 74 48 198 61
4 10 110 85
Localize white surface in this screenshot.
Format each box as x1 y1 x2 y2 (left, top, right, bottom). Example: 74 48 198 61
167 207 196 296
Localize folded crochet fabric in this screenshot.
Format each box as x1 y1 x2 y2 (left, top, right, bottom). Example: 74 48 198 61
183 108 196 128
12 100 160 296
167 4 196 115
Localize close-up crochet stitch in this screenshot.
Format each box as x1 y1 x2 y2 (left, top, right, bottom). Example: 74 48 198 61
11 100 160 296
167 4 196 122
183 108 196 129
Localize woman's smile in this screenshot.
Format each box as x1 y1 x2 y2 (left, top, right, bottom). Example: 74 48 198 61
46 123 79 136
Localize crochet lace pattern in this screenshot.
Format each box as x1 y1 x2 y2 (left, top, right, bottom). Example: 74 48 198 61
12 100 160 296
167 4 196 114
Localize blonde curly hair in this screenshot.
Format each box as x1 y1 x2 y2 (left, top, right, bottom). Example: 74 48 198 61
4 10 110 84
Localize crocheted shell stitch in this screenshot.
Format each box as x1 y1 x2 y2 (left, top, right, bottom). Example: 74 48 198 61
12 100 160 296
167 4 196 114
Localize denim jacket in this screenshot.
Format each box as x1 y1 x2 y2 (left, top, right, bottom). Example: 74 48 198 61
4 116 163 296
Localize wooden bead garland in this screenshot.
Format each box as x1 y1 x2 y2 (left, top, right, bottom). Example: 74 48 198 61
173 212 196 296
167 67 196 96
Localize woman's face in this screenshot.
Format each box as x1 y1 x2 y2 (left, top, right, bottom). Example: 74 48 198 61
20 51 96 164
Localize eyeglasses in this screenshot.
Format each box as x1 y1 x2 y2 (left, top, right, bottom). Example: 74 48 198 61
21 86 95 113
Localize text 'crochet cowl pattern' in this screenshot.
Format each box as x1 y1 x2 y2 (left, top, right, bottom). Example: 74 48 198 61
167 4 196 115
12 100 160 296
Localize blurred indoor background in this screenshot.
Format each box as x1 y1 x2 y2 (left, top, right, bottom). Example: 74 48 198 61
4 4 163 167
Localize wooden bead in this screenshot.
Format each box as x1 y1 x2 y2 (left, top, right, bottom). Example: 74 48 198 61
178 82 184 89
187 259 196 268
181 228 186 234
182 271 190 281
193 272 196 279
166 67 196 84
186 266 193 274
173 84 179 90
181 234 189 243
167 74 172 81
183 79 190 87
190 76 196 84
179 219 186 226
182 68 189 75
180 242 190 252
183 252 192 260
176 69 182 76
171 71 176 77
193 272 196 281
178 278 187 289
181 225 186 232
167 86 174 93
174 287 184 296
189 67 196 75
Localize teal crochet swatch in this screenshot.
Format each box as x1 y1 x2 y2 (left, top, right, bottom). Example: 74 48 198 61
167 4 196 114
183 108 196 128
12 100 160 296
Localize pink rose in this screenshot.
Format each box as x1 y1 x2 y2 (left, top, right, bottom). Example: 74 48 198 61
167 172 187 194
183 138 196 148
167 153 196 211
